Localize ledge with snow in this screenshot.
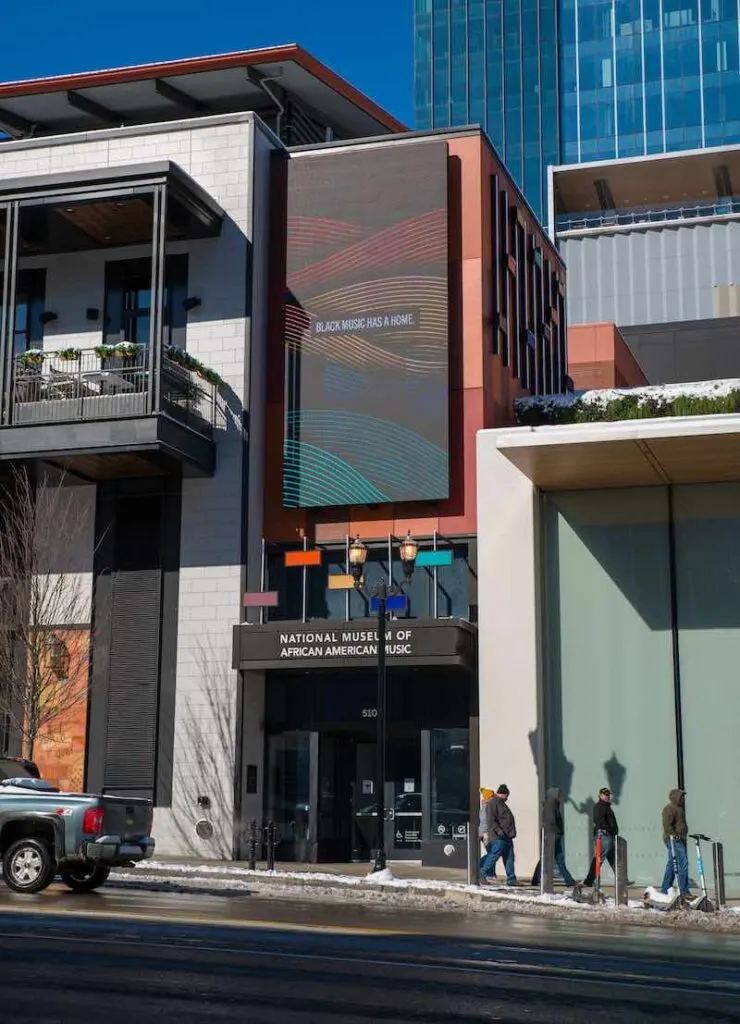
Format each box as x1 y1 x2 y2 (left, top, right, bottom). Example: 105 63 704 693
499 380 740 490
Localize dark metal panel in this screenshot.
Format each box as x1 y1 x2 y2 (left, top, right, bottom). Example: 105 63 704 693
0 161 224 226
66 90 121 126
0 202 19 426
86 487 117 793
148 184 167 414
308 730 320 862
0 106 48 137
667 487 685 790
103 567 161 792
0 414 215 476
420 729 431 844
154 478 182 807
155 79 210 114
468 714 480 882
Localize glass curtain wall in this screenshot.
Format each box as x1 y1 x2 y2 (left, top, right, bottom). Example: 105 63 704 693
543 488 678 886
559 0 740 164
413 0 559 220
673 483 740 890
544 482 740 892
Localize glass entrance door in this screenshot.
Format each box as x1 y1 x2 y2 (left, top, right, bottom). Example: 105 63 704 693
388 738 423 857
267 731 318 861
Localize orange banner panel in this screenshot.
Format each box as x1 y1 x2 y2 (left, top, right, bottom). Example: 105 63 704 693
284 549 322 567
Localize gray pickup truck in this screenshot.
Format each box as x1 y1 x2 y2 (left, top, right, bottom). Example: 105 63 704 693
0 774 154 894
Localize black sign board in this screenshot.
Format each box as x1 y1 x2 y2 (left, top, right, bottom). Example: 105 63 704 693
232 618 476 672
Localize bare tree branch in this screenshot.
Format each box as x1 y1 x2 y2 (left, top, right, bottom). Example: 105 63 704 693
170 640 237 858
0 466 93 760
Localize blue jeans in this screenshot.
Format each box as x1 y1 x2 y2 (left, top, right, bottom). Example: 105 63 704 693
661 837 689 896
583 833 615 886
479 842 496 876
481 838 516 885
532 837 574 887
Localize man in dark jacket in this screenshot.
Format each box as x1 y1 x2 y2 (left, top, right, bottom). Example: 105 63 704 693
480 784 517 886
660 788 690 897
531 788 575 888
582 787 618 887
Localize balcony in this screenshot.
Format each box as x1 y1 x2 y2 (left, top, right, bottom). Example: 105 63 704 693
556 196 740 236
12 344 216 429
0 160 224 478
1 344 218 475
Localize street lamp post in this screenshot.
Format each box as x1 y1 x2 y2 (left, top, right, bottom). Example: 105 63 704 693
348 532 418 874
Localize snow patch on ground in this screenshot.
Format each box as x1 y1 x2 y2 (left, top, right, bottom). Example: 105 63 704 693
364 868 395 883
109 865 740 933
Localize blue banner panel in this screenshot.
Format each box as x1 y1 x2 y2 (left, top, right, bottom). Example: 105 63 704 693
370 594 408 613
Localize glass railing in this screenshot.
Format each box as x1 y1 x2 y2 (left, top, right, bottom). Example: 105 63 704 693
10 344 216 436
556 196 740 233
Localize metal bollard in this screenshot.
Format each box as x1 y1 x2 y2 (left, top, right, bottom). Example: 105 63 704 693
266 819 276 872
614 836 629 906
713 841 726 909
247 818 258 871
465 822 475 887
540 829 555 896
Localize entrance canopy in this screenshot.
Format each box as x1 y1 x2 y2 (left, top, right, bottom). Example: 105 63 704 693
233 618 477 672
496 414 740 490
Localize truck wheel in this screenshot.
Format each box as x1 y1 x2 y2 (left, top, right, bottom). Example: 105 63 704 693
59 865 111 893
3 837 56 894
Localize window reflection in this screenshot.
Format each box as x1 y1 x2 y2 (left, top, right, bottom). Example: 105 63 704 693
430 728 469 841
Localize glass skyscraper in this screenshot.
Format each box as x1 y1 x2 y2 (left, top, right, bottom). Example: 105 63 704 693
414 0 740 219
414 0 559 218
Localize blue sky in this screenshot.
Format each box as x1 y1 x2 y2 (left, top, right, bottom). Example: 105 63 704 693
1 0 414 125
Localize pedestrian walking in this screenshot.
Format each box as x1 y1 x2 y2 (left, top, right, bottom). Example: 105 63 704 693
531 788 575 888
582 787 618 887
478 788 497 879
659 788 691 899
480 784 517 886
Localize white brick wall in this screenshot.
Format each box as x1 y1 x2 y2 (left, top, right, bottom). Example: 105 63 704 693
0 114 277 857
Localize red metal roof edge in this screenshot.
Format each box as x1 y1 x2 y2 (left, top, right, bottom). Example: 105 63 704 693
0 43 407 134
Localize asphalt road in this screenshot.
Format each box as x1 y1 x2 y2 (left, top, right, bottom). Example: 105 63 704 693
2 884 740 1022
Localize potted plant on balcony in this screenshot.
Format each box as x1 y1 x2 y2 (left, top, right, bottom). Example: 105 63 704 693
165 344 223 388
19 349 45 368
57 348 82 362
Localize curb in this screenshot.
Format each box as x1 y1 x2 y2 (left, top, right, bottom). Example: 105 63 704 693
110 866 740 933
114 865 535 901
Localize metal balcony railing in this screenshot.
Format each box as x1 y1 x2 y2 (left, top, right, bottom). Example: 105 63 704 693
556 196 740 234
10 345 216 436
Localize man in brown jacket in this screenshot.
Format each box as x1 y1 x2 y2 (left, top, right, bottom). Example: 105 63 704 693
660 788 690 897
481 784 517 886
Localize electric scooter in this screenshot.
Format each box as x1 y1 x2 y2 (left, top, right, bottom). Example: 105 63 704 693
644 836 685 911
687 833 715 913
644 834 717 912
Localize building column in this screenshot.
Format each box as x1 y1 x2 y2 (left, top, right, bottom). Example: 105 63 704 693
235 670 266 855
476 430 541 877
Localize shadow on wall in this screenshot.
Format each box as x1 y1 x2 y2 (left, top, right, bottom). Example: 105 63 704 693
168 642 238 859
530 722 628 864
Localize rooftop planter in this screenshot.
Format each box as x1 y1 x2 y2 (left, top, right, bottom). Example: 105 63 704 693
515 380 740 427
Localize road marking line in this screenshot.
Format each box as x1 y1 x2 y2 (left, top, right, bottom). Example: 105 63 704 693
0 904 404 937
2 926 738 998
